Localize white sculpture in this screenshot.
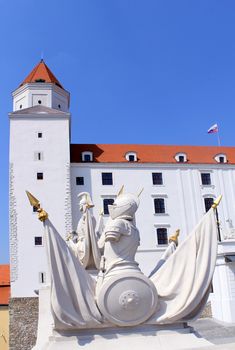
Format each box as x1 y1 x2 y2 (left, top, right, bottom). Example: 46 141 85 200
26 190 221 332
66 192 101 269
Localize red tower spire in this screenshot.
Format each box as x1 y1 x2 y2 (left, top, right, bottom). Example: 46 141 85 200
20 60 64 89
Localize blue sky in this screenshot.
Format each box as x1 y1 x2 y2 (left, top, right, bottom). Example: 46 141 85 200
1 0 235 262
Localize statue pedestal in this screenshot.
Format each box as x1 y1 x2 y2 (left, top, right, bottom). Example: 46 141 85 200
32 285 213 350
33 324 212 350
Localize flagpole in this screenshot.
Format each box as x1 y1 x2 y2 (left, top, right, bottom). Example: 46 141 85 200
216 122 221 146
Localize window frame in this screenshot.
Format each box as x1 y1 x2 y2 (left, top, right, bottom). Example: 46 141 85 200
204 196 215 212
34 236 43 246
125 152 137 162
152 172 163 185
103 198 115 215
101 172 113 185
175 152 187 163
201 173 211 186
81 151 93 162
156 227 168 245
39 272 46 284
154 198 166 214
37 172 43 180
214 153 227 163
76 176 84 185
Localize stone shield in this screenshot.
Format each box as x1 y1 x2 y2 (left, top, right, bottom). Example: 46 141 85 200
97 272 158 326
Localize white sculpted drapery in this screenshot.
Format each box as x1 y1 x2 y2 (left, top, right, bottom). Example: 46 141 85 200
44 220 102 329
150 207 217 323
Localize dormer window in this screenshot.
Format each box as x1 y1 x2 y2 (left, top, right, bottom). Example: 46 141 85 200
82 151 93 162
125 152 137 162
214 154 227 163
35 79 46 83
175 153 187 163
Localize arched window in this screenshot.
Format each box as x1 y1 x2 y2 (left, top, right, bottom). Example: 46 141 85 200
125 152 137 162
214 153 227 163
81 151 93 162
175 152 187 163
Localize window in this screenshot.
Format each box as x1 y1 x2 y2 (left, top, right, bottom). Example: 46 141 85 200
154 198 165 214
76 177 84 185
37 172 43 180
39 272 46 283
179 156 184 162
103 198 114 215
175 153 187 163
201 173 211 185
102 172 113 185
204 197 214 212
35 79 45 83
20 104 22 109
156 228 168 245
38 100 42 104
33 206 38 212
214 153 227 163
128 155 135 162
152 173 163 185
84 154 91 162
58 104 61 109
38 132 42 138
34 152 43 161
34 237 42 246
125 152 137 162
81 151 93 162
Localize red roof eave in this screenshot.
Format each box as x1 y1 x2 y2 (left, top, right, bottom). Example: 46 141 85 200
70 144 235 165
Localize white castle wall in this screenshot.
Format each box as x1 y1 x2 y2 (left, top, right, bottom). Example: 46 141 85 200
9 113 71 297
12 83 69 112
70 163 235 275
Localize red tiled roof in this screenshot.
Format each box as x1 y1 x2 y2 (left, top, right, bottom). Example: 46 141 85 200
20 60 64 89
0 265 10 305
70 144 235 164
0 265 10 286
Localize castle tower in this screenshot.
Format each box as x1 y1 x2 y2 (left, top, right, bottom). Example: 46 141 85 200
12 59 70 112
9 61 72 302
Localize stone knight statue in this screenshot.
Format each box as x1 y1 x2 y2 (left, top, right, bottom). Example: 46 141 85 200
26 189 221 349
66 192 101 269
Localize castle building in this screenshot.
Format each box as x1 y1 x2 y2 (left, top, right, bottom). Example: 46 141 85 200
9 61 235 348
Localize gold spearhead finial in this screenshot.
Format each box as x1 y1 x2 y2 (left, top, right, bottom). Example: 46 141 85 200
26 191 40 209
26 190 48 222
212 195 222 209
169 229 180 246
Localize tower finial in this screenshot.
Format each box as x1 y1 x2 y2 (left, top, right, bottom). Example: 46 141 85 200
40 51 44 62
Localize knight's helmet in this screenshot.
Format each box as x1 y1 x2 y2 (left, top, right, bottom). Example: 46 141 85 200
108 193 140 220
77 192 94 212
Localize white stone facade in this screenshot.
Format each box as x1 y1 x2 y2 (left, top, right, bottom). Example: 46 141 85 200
9 107 71 297
70 163 235 272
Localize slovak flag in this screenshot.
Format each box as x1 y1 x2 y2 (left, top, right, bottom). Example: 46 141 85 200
207 123 218 134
